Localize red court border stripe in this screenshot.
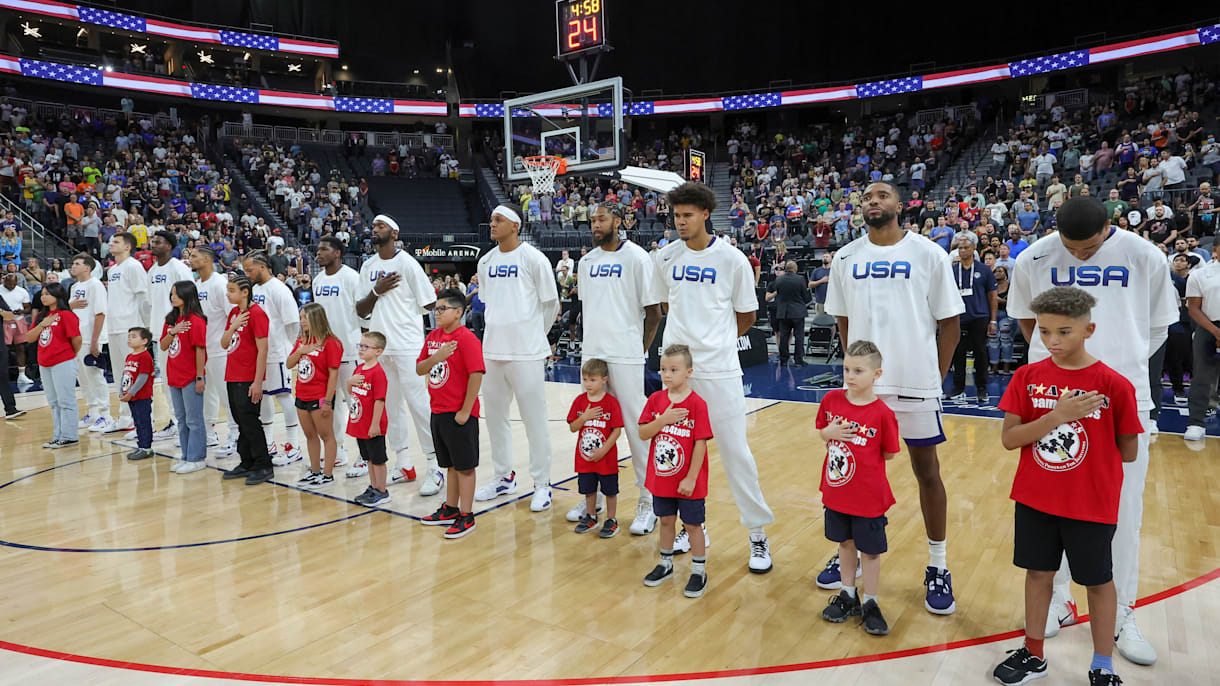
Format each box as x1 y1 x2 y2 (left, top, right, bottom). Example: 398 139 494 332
2 565 1218 685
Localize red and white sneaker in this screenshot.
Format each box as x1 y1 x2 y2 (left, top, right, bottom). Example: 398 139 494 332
390 466 417 484
444 512 476 539
1044 593 1078 638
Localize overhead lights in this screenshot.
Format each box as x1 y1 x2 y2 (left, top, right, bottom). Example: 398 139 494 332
130 43 147 54
76 27 87 38
341 64 348 70
197 51 214 65
20 22 41 38
243 52 251 61
287 63 302 72
413 69 420 74
435 67 443 73
104 65 114 72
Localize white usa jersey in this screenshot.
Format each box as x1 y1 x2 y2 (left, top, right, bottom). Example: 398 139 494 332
651 236 757 380
1008 228 1177 411
825 231 964 398
357 250 435 355
195 272 229 355
579 241 660 364
252 277 299 363
69 278 108 345
313 265 363 362
147 257 192 332
477 242 559 361
104 257 149 335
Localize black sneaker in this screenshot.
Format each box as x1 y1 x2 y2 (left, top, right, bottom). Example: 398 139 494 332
222 465 252 480
304 473 334 490
574 513 598 534
296 471 322 486
598 518 619 538
50 439 79 449
364 488 390 507
683 572 707 598
992 646 1048 685
4 409 26 419
822 590 862 623
244 467 274 485
126 448 154 461
860 599 889 635
1087 669 1122 685
643 563 674 587
421 503 460 526
443 512 476 539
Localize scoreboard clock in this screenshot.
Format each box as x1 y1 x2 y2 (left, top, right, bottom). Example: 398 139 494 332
556 0 607 58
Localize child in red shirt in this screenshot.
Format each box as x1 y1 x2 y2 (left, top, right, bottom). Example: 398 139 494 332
416 289 485 539
288 303 343 490
219 274 273 485
120 327 156 460
816 340 900 636
993 287 1142 686
638 345 712 599
28 283 81 448
160 281 209 473
348 331 390 507
566 358 623 537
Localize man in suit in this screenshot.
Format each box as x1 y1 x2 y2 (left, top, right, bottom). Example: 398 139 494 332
0 290 27 419
766 260 813 366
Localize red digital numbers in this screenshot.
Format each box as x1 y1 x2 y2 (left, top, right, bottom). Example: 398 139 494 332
559 0 605 56
567 17 600 49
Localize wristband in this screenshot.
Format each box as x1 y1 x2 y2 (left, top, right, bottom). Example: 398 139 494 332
196 376 205 381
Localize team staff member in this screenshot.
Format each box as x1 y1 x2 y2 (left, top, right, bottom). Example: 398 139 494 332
243 252 303 465
147 230 192 440
474 203 561 511
947 235 999 403
355 215 442 496
1183 241 1220 442
312 236 362 472
191 247 236 455
98 232 149 434
67 253 108 431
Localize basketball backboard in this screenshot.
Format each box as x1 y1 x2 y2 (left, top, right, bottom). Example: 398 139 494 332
503 76 625 184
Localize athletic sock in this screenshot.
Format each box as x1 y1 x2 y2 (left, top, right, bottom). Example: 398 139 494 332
659 549 673 570
841 585 857 599
1025 637 1045 659
283 420 301 446
862 592 877 605
691 556 706 576
1090 654 1113 674
262 422 274 444
928 538 947 571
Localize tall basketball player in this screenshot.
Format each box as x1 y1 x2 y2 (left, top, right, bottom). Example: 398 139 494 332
243 252 303 465
1008 196 1176 666
574 202 662 534
146 230 193 441
473 203 560 511
824 181 964 614
68 253 108 432
355 215 442 496
650 183 775 573
312 236 361 472
96 232 148 434
191 246 236 455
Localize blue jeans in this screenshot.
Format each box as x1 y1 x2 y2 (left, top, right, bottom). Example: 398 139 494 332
128 398 153 449
988 312 1016 364
168 383 206 462
41 359 78 442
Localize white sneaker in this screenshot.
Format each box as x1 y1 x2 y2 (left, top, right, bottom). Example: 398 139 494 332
474 471 518 501
1116 607 1158 665
17 372 32 385
205 431 219 447
629 499 658 535
748 531 773 573
267 441 279 459
672 524 710 554
1043 593 1078 638
215 441 237 457
114 418 135 432
1184 425 1206 441
529 485 552 512
89 416 117 433
124 429 138 441
78 414 94 429
419 467 444 496
565 493 606 522
334 448 348 467
153 423 177 441
345 460 369 478
271 443 301 467
175 461 207 474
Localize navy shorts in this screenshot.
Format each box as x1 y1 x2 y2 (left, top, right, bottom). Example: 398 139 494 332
577 472 619 496
652 496 705 525
824 507 888 555
431 412 479 471
1014 502 1115 586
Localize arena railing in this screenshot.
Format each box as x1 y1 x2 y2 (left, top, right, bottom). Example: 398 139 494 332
218 122 454 151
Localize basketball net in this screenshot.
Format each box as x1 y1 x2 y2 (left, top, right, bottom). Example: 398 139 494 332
523 155 566 195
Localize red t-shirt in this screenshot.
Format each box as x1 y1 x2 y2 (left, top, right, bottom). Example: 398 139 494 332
36 309 80 367
640 390 713 499
347 362 388 439
567 392 624 476
815 390 900 518
291 336 342 401
997 358 1143 524
417 325 484 415
223 304 269 383
813 222 831 247
161 314 207 388
122 350 154 400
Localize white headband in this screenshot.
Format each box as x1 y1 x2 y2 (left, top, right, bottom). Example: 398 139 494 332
372 214 400 233
492 205 521 225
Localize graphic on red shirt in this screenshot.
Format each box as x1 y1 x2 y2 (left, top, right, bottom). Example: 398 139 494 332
35 310 80 367
291 336 342 401
224 304 269 383
122 351 154 400
417 326 484 416
815 390 900 518
347 363 388 439
566 393 623 476
997 359 1143 524
162 315 207 388
640 390 713 499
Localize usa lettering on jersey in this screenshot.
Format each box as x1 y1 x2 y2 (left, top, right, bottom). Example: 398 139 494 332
671 265 717 283
851 261 912 279
315 285 342 297
1049 266 1130 287
588 264 623 278
488 264 519 278
151 273 168 285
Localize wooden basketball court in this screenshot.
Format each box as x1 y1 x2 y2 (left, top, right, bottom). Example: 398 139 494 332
0 379 1217 685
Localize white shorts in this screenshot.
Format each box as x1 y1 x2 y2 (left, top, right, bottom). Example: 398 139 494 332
262 361 291 395
879 395 946 446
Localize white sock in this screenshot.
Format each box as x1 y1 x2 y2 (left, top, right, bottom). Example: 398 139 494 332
842 585 857 599
862 592 877 605
928 538 947 571
262 422 274 444
283 421 300 446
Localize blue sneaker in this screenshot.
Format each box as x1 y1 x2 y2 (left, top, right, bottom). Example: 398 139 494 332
815 553 862 590
924 566 957 615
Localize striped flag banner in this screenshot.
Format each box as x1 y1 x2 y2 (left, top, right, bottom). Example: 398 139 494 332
1088 31 1200 63
780 86 857 105
101 72 192 96
922 64 1011 91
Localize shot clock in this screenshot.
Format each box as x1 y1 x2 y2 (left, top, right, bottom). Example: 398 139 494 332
555 0 608 58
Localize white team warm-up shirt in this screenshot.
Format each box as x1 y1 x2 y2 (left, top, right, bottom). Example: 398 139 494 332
825 231 965 398
1008 228 1177 411
148 257 192 332
69 277 108 347
358 250 436 356
651 236 757 380
313 264 363 362
578 241 660 364
478 241 560 361
252 277 299 363
195 271 229 356
1186 260 1220 320
104 257 149 335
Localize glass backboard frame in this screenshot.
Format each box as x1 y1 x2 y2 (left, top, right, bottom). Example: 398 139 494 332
502 76 624 183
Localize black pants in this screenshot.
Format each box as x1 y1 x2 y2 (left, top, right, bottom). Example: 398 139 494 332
0 334 16 414
778 317 805 364
1148 340 1166 420
952 317 990 395
227 381 272 470
1165 327 1193 394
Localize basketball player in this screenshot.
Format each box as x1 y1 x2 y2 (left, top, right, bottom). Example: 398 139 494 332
145 230 192 441
650 183 774 573
824 181 964 613
354 215 442 496
95 232 149 434
243 252 303 465
312 236 361 471
68 253 108 432
191 246 237 456
574 202 663 534
473 203 560 511
1008 196 1176 666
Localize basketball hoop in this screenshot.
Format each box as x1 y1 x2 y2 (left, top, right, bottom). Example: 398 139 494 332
522 155 566 195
